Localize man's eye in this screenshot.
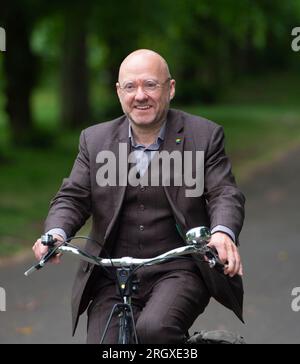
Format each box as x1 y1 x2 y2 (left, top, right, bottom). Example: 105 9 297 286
124 84 135 91
144 81 157 90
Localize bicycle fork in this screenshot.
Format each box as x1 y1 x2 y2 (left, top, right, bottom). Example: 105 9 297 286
100 300 139 344
100 268 139 344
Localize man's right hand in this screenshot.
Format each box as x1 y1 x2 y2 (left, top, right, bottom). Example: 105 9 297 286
32 234 64 264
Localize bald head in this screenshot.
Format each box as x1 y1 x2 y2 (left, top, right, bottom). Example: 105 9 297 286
118 49 171 83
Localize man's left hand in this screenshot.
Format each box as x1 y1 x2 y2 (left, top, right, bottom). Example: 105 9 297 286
207 232 243 277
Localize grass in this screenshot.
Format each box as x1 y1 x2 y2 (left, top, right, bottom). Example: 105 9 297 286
0 134 80 256
181 104 300 180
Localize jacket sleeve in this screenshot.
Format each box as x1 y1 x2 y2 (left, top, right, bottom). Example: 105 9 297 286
44 130 92 238
204 125 245 243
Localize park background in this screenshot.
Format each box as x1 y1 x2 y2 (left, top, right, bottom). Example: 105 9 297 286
0 0 300 343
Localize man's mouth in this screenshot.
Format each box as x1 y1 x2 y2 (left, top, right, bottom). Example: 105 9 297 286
135 105 152 110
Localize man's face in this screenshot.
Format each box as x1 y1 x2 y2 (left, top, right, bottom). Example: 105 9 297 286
116 54 175 128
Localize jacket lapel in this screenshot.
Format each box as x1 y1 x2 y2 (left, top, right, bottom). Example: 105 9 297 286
103 117 129 242
162 110 187 232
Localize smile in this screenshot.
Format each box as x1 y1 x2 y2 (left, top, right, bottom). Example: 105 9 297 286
135 106 151 110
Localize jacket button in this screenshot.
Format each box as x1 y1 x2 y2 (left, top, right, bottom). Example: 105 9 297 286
140 186 145 192
139 225 144 231
139 204 145 210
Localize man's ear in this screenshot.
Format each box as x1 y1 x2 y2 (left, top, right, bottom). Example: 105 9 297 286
169 79 176 100
116 83 122 100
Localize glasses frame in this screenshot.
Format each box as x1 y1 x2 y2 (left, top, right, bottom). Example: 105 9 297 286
117 77 172 95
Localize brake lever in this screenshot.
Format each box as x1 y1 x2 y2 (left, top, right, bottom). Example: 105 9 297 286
41 234 57 248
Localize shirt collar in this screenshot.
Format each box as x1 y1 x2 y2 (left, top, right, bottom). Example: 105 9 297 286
128 120 166 148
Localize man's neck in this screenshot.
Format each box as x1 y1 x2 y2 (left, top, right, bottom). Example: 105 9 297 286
130 121 164 147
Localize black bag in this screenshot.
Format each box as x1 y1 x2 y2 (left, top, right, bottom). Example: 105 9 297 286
187 330 246 344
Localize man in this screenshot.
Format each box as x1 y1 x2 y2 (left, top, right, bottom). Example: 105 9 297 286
33 49 245 344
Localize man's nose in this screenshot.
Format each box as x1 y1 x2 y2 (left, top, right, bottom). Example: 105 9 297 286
134 86 148 101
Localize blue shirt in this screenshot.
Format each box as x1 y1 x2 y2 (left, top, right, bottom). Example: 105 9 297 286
129 121 166 177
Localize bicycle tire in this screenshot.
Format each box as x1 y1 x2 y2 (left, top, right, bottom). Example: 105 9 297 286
118 311 133 344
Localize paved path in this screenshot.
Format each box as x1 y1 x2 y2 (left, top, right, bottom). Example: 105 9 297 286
192 146 300 344
1 147 300 343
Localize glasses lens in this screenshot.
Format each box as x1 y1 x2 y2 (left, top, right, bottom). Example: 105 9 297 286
123 83 136 93
143 80 159 93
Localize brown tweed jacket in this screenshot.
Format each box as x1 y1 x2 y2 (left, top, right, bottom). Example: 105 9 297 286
44 108 245 334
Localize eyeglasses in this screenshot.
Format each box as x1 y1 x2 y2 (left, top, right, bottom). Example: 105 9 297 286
117 78 171 95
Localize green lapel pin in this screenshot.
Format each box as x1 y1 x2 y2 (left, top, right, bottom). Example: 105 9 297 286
176 138 181 144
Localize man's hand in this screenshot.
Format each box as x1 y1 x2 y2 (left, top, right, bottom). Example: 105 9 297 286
32 234 64 264
207 232 243 277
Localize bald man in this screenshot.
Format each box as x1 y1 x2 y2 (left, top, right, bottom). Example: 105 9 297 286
33 49 245 344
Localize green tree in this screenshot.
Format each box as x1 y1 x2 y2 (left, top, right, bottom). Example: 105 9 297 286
1 0 38 145
60 3 91 128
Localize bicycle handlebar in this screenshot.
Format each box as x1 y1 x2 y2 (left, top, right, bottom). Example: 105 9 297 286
24 227 225 276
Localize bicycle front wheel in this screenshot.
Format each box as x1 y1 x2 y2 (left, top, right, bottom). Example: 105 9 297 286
118 311 133 344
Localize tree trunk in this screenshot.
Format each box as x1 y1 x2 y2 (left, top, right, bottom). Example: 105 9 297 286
61 11 90 128
2 4 36 145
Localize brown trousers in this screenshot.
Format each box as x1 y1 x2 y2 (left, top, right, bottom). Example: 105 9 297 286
86 265 210 344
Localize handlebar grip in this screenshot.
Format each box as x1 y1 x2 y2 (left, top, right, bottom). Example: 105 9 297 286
204 248 225 274
213 259 225 274
41 234 59 258
24 242 61 277
24 263 42 276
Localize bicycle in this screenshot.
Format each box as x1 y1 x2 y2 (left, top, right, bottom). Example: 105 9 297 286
24 226 245 344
